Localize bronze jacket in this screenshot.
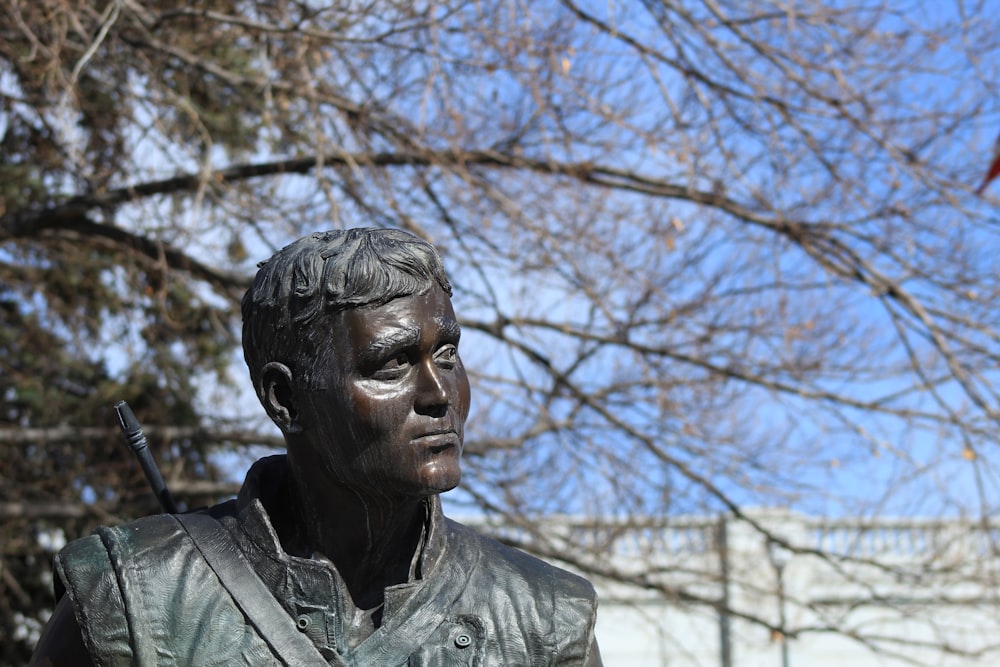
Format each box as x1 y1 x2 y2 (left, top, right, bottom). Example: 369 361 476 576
54 457 600 666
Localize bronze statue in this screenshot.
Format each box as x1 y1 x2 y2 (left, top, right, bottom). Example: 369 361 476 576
32 228 601 666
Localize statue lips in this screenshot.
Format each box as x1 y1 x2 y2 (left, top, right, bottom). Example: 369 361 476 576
411 428 460 455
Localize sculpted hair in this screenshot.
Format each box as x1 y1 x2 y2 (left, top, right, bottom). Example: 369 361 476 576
242 228 452 390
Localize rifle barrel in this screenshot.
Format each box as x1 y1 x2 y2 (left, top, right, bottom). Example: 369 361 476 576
114 400 179 514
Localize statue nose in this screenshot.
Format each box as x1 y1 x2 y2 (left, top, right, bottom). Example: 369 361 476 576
415 358 449 415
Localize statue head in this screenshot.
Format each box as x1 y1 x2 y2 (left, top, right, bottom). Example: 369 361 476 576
242 227 453 393
241 228 469 498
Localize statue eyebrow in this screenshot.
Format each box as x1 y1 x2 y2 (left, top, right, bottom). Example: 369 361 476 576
363 326 420 358
436 318 462 341
362 318 462 360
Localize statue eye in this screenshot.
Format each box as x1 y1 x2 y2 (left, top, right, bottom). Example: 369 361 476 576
435 344 458 368
372 352 410 379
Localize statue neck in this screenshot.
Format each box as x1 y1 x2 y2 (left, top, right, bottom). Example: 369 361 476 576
285 463 429 609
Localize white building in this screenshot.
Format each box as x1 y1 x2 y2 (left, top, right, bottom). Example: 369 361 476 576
477 510 1000 666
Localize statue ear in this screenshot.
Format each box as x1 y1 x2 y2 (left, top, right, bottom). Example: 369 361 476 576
259 362 302 434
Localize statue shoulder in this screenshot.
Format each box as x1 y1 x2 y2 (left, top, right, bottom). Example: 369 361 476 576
444 518 597 601
51 514 189 666
443 518 600 662
56 501 239 593
51 502 255 666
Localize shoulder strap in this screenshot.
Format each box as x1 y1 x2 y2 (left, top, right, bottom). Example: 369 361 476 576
173 512 340 667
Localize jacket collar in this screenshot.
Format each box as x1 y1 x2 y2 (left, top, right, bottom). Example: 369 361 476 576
233 454 448 580
224 455 473 662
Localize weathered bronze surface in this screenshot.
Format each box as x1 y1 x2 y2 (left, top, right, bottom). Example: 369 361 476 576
31 228 601 666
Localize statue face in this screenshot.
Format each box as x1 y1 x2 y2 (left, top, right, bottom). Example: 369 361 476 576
294 285 471 498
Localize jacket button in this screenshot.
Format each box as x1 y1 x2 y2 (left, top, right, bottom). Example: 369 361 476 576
455 633 472 648
296 615 310 631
